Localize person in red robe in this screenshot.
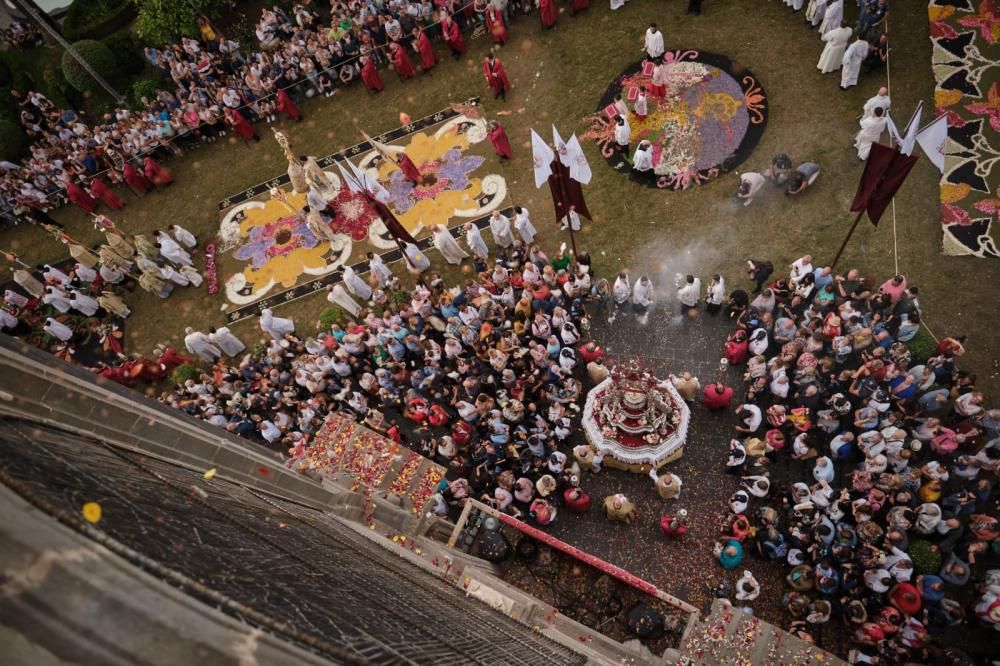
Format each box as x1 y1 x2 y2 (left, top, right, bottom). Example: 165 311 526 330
225 108 260 143
276 88 301 122
157 346 195 372
571 0 589 14
397 152 422 184
90 177 124 210
487 120 513 160
702 382 734 411
412 27 436 72
483 54 511 100
123 162 152 194
65 179 97 213
485 7 507 44
391 42 416 80
538 0 558 28
442 17 465 59
359 56 384 93
144 156 173 188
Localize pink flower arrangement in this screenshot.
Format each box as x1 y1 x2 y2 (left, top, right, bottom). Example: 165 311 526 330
204 242 219 295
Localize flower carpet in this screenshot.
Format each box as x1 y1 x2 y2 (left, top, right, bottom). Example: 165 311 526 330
584 50 767 190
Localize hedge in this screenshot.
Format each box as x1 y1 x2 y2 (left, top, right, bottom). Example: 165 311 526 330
61 40 120 93
129 75 163 110
906 328 938 366
103 31 146 77
0 119 29 162
319 306 349 330
62 0 137 42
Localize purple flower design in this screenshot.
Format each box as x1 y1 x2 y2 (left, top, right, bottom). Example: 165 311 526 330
234 213 319 269
386 148 486 213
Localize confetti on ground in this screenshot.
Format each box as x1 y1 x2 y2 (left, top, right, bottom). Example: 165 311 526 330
81 501 102 524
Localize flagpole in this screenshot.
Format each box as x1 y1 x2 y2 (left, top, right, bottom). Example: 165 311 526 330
830 210 865 270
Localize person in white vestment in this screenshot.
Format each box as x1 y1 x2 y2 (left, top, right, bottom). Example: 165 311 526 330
560 207 582 231
366 252 393 287
0 308 17 331
170 224 197 249
631 275 655 323
610 0 625 12
633 88 648 119
819 0 843 35
154 231 193 267
463 222 489 260
4 289 29 308
184 327 222 362
160 264 190 287
643 24 664 59
489 211 515 248
862 87 891 120
43 264 71 287
676 274 701 312
403 243 431 273
513 207 536 244
855 107 887 160
817 24 852 73
633 140 654 172
609 272 630 323
179 265 203 287
44 317 73 341
614 115 631 153
68 290 100 316
431 225 468 265
806 0 828 26
705 274 726 314
100 262 125 284
209 326 246 357
327 284 361 316
42 286 71 313
840 38 871 89
342 265 373 300
260 308 295 340
791 0 804 11
73 262 98 283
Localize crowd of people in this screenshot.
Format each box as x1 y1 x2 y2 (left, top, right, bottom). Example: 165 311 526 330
2 20 43 50
0 0 543 218
703 255 998 662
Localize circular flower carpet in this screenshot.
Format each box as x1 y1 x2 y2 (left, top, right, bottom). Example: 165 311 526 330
585 50 768 190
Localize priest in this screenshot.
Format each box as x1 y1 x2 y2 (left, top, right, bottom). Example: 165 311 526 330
840 37 871 89
431 224 469 265
483 53 511 101
817 23 852 74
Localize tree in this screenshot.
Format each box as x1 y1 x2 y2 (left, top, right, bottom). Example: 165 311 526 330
61 40 120 94
130 0 227 43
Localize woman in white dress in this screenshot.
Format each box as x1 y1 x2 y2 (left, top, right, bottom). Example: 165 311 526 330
463 222 489 260
513 207 537 244
489 211 515 248
431 225 469 265
209 326 246 357
403 242 431 273
327 284 361 316
342 265 373 300
260 308 295 340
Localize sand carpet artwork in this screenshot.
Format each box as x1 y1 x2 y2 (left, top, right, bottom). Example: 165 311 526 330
216 101 508 308
929 0 1000 258
584 50 767 190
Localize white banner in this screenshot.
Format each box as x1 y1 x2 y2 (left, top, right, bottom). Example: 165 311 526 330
916 114 949 172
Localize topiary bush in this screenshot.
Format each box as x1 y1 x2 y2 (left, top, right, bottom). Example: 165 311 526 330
319 306 349 330
129 75 163 110
62 0 136 42
61 40 120 94
907 329 938 366
171 363 201 386
103 31 146 77
0 120 28 162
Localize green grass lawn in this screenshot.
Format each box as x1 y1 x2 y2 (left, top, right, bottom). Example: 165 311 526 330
6 0 998 395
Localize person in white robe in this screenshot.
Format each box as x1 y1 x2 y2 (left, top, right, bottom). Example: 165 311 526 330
100 262 125 284
840 38 871 89
154 231 192 267
327 284 361 316
184 327 222 362
4 289 28 308
366 252 393 287
633 140 654 172
489 212 515 248
633 89 648 119
819 0 843 35
632 276 655 323
260 308 295 340
614 115 631 153
513 207 536 244
643 24 664 59
806 0 828 26
42 264 71 287
0 308 17 330
862 87 891 119
287 158 308 194
13 269 44 297
609 272 630 322
706 274 726 314
676 274 701 310
179 265 203 287
68 290 100 316
42 286 71 313
560 207 582 231
160 264 191 287
209 326 246 357
464 222 489 260
98 291 130 318
610 0 626 11
342 265 373 300
135 253 160 276
44 317 72 341
791 0 804 11
170 224 197 249
855 107 887 160
817 25 852 73
432 225 469 265
403 243 431 273
73 262 98 283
